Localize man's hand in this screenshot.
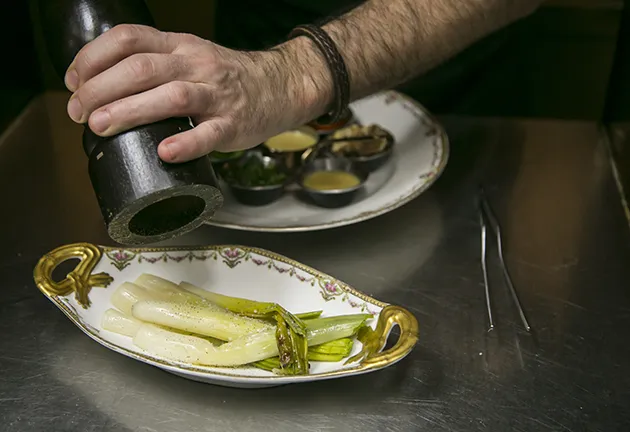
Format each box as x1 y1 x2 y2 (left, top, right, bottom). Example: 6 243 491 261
64 24 329 163
65 1 542 163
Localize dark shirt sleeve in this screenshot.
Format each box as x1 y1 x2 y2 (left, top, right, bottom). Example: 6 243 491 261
214 0 362 50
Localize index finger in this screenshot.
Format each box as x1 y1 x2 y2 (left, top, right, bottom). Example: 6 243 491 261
66 24 174 91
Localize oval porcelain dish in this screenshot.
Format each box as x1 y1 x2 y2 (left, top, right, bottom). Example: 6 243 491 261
33 243 419 388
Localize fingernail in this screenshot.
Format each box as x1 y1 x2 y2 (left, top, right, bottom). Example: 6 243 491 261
67 97 83 122
159 141 179 162
65 69 79 92
90 110 110 133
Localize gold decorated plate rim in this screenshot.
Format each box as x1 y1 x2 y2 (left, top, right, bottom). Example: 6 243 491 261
102 244 389 307
35 243 419 383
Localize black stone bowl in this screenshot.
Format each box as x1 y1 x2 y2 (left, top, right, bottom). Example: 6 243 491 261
297 157 368 208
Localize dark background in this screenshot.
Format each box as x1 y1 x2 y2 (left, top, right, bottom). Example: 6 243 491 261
3 0 630 133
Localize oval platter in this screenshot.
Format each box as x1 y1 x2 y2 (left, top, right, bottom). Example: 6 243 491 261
207 90 449 232
33 243 419 388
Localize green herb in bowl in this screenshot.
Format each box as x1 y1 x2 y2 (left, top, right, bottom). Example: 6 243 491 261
220 155 287 187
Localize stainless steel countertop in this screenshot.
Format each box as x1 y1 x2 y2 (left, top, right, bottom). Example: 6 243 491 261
2 92 630 432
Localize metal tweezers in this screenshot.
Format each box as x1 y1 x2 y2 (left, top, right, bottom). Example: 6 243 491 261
478 187 531 333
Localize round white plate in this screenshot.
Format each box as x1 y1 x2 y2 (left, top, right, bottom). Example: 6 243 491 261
207 90 449 232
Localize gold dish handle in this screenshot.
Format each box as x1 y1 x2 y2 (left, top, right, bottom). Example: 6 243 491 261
346 305 419 368
33 242 113 309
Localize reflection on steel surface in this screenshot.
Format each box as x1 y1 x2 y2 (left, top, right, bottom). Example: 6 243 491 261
478 186 532 333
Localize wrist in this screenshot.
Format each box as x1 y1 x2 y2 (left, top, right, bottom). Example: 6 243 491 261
265 36 335 128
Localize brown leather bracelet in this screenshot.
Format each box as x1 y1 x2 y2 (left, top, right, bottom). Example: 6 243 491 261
288 24 350 125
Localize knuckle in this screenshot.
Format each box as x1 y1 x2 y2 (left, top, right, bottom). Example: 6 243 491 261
188 56 215 80
73 45 98 77
201 121 222 140
73 53 92 77
169 33 205 55
204 121 236 146
128 54 156 83
111 24 142 49
76 83 99 110
176 33 200 46
166 82 192 111
195 124 218 154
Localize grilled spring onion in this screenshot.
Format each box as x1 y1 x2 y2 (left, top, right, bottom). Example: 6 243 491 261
111 281 199 316
119 275 322 328
253 338 355 372
106 274 356 374
130 298 329 375
132 299 274 342
116 275 288 343
102 308 144 337
103 309 361 371
103 307 226 342
294 310 323 320
110 282 154 316
136 276 319 327
182 280 310 374
132 314 370 368
102 308 355 365
135 273 188 297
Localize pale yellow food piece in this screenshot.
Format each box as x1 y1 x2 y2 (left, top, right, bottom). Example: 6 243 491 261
303 170 361 191
265 130 317 152
131 299 273 342
102 308 143 337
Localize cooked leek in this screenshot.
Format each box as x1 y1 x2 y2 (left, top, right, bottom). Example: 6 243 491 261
134 274 192 298
102 308 143 337
310 337 355 356
254 353 345 372
294 310 323 320
129 275 316 373
132 299 273 342
137 276 322 321
111 280 202 316
134 274 202 304
105 273 371 375
180 281 309 374
253 338 355 371
111 282 154 316
133 314 369 368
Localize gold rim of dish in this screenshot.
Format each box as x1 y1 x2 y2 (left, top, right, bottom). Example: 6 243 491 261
33 242 419 381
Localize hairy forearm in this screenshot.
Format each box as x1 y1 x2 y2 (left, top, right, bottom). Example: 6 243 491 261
268 0 542 123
